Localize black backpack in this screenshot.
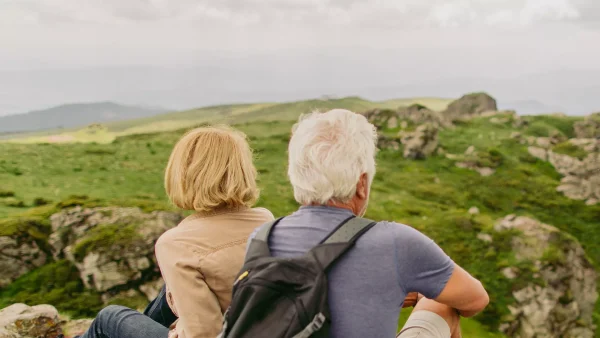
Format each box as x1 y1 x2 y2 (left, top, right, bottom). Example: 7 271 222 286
217 215 376 338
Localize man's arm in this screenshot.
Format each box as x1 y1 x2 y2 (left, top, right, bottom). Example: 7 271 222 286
433 263 489 317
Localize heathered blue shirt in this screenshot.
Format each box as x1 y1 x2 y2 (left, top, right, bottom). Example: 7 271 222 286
247 205 455 338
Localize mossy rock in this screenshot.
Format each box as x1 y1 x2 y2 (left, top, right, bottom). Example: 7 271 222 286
71 223 142 262
552 142 588 160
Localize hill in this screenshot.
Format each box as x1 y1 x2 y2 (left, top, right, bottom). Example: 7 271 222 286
1 96 453 144
1 94 599 337
0 102 168 134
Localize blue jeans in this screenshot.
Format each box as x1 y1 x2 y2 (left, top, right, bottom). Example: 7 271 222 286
143 285 177 328
79 305 169 338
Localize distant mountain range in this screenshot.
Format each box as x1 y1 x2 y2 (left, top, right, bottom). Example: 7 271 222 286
0 102 168 134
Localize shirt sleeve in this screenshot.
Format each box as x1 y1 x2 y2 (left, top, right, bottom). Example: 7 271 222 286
392 222 455 299
156 236 223 338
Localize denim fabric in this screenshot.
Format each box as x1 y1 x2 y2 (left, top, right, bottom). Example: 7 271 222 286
143 284 178 328
79 305 169 338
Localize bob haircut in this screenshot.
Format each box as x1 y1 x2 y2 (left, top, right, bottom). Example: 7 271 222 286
164 125 259 213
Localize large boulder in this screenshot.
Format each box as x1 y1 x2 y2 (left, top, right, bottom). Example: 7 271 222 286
495 216 597 338
400 123 439 159
49 206 182 292
442 92 498 121
363 104 451 131
574 112 600 139
0 304 63 338
0 218 50 287
396 104 452 128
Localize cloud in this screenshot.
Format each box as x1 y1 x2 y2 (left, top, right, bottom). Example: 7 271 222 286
1 0 596 28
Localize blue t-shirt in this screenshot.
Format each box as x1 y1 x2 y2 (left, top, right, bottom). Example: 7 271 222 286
247 205 455 338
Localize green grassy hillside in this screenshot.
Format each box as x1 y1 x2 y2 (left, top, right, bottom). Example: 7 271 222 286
2 96 453 144
1 107 598 337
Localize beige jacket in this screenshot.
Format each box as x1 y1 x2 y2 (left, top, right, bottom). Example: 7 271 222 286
155 206 274 338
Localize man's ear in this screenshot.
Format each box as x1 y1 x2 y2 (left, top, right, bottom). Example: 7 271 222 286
356 173 368 199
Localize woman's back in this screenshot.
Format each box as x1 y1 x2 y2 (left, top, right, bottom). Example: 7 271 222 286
156 206 273 335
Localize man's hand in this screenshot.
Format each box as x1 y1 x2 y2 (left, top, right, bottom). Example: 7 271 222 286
402 292 420 308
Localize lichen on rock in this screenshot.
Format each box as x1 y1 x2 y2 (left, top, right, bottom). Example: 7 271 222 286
495 215 597 338
0 303 63 338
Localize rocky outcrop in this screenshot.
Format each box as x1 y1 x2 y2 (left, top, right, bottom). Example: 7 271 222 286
49 206 182 292
396 104 452 128
0 218 50 288
377 135 401 151
0 304 63 338
574 112 600 139
495 215 597 338
442 92 498 121
446 146 503 176
364 104 451 131
400 124 439 159
527 146 600 205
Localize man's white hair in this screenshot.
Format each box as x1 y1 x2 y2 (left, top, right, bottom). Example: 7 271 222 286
287 109 378 205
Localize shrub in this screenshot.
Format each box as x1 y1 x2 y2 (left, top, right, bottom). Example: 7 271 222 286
552 142 588 160
33 197 52 206
0 260 104 318
0 190 15 197
0 197 26 208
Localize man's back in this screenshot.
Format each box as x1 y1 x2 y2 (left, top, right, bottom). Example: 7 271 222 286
248 205 455 338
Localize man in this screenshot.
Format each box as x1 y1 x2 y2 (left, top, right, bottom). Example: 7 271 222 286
248 109 489 338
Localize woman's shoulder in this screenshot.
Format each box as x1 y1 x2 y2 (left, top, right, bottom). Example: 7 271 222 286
249 207 275 221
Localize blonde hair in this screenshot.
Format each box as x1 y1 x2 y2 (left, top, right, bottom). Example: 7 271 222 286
164 125 259 212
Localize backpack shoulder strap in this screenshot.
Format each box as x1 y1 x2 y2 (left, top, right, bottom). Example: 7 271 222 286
310 216 377 270
244 217 284 263
321 216 376 244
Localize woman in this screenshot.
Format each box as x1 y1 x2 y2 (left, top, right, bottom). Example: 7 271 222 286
79 126 274 338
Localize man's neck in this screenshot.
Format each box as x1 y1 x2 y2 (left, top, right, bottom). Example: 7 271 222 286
307 200 357 215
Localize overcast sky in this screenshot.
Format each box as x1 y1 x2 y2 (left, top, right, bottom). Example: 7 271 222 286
1 0 599 115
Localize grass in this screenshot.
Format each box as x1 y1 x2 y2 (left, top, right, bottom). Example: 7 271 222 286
2 96 453 145
0 108 598 337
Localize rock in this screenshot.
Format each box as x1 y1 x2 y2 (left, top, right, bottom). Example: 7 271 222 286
0 237 48 288
476 233 493 243
511 132 522 140
569 138 600 153
465 145 476 155
0 217 50 287
62 319 93 338
468 207 480 215
377 135 401 151
387 116 398 129
527 146 547 161
363 104 451 131
140 278 164 301
396 104 452 128
495 216 597 338
0 304 63 338
399 124 439 160
442 92 498 121
49 206 182 292
545 152 600 205
574 112 600 139
501 267 518 279
535 137 553 149
490 117 509 124
456 162 495 177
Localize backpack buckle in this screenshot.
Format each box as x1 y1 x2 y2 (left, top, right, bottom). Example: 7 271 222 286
312 313 326 330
